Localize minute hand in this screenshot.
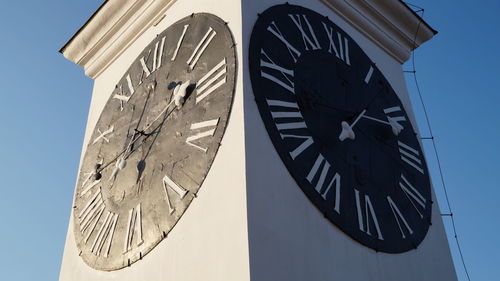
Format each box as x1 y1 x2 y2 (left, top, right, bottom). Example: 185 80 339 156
362 114 404 136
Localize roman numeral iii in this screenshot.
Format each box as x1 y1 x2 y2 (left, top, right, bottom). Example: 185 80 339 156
195 58 227 104
398 141 424 174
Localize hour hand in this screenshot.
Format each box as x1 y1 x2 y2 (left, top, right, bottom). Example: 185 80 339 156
109 157 127 181
339 109 366 141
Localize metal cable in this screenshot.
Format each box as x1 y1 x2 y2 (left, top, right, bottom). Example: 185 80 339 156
403 2 472 280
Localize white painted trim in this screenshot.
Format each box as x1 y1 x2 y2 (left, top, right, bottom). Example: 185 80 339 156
61 0 177 79
320 0 436 63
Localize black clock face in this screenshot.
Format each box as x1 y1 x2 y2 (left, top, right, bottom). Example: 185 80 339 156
73 13 236 270
249 4 432 253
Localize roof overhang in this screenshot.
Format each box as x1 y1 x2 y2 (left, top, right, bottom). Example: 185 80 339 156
60 0 436 79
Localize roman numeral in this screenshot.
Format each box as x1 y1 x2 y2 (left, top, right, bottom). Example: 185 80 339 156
139 36 166 82
387 196 414 238
267 21 301 62
195 58 227 104
162 175 188 214
187 27 216 70
354 189 384 240
171 24 189 61
306 154 341 213
384 106 406 135
77 188 119 257
289 14 321 50
364 65 374 84
266 99 313 160
322 23 350 65
92 126 114 145
80 176 101 197
78 188 105 240
90 210 119 257
260 49 295 94
400 174 426 218
185 118 219 153
398 141 424 174
113 74 135 104
123 204 144 254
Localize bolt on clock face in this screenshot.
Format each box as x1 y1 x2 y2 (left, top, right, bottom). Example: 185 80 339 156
73 13 237 270
249 4 432 253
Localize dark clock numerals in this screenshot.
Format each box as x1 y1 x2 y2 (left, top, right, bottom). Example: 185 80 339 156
250 4 432 253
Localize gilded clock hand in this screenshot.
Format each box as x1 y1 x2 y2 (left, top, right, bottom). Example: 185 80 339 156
339 109 366 141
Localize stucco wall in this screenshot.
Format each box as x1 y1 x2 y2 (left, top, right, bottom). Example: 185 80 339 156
241 0 458 280
59 0 250 280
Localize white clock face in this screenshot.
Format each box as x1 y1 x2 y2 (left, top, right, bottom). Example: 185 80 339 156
72 13 237 271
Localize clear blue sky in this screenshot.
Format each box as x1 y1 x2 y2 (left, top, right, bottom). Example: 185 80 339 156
0 1 497 280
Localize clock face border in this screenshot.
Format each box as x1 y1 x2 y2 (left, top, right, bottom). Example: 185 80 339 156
72 13 237 271
249 4 432 253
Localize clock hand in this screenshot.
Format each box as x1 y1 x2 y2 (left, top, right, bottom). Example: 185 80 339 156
361 114 404 136
339 109 366 141
142 80 190 134
98 80 191 180
133 80 191 183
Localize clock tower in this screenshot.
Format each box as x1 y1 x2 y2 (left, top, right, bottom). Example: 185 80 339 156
59 0 458 280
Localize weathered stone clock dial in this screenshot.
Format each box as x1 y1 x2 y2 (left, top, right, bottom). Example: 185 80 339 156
249 4 432 253
72 13 236 270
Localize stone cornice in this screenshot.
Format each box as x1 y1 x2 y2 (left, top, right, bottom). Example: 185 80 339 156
60 0 177 79
320 0 436 63
60 0 436 78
